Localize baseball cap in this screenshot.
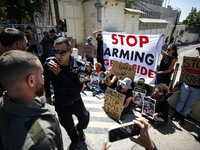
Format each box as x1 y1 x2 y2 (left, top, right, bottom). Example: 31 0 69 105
85 62 91 67
87 36 92 41
119 77 132 89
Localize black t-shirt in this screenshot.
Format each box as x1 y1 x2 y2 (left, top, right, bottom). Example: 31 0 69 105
96 38 103 56
151 94 169 118
158 53 175 76
117 86 133 105
108 74 118 89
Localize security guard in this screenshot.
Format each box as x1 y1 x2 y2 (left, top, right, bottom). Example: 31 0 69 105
44 37 90 150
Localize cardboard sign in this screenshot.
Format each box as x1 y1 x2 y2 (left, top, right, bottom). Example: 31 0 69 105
179 56 200 86
78 44 95 57
142 97 156 119
103 87 126 120
112 60 136 81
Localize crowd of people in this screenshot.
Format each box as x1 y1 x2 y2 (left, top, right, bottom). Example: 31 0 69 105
0 26 199 150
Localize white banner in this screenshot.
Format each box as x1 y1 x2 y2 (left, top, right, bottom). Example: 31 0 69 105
102 32 163 86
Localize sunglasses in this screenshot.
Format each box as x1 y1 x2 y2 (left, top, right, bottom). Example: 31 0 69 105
97 34 102 36
26 43 30 47
52 48 71 55
167 48 171 52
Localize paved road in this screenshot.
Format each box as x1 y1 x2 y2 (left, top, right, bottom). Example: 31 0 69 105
44 42 200 150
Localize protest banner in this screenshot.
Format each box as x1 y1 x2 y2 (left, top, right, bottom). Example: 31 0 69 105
78 44 95 57
179 56 200 86
142 97 156 119
102 32 163 86
103 87 126 120
132 87 147 105
112 60 136 81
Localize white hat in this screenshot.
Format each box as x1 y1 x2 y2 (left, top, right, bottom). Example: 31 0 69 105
119 77 132 89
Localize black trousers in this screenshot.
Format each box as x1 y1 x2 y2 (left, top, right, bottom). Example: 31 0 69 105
55 99 90 142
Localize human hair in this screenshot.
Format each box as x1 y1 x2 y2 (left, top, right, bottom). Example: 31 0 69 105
169 44 178 59
136 78 145 87
0 50 40 91
95 62 102 69
153 83 169 96
54 37 72 48
82 54 87 60
0 28 26 47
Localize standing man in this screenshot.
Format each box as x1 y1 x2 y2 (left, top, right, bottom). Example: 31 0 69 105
44 37 90 150
0 28 29 52
40 31 55 64
93 29 105 71
171 47 200 126
0 50 63 149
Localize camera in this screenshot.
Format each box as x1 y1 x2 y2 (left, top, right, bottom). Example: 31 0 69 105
108 121 140 142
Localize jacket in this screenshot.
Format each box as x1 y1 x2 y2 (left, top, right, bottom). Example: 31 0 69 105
0 95 63 150
44 56 85 104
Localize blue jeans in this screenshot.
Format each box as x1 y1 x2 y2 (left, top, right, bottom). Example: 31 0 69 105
176 83 200 117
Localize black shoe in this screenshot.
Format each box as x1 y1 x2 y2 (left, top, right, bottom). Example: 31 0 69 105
179 115 185 126
171 111 180 121
77 130 86 142
68 139 79 150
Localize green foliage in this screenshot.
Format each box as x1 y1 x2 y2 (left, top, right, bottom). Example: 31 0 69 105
125 0 137 8
182 7 200 29
0 0 47 24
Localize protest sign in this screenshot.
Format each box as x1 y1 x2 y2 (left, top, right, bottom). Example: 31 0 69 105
102 32 163 86
132 87 147 105
78 44 95 57
90 74 99 87
103 87 126 120
179 56 200 86
142 97 156 119
112 60 136 81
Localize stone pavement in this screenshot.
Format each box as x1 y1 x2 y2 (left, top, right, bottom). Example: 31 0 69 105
44 90 200 150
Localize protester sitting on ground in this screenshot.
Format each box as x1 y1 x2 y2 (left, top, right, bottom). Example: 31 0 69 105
149 83 169 126
132 78 151 96
116 77 133 114
0 50 63 149
95 62 103 73
99 66 117 92
154 44 178 86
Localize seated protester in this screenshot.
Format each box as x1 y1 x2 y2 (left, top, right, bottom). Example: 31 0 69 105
132 78 151 96
84 62 95 89
99 66 117 92
95 62 103 73
116 77 133 114
149 83 169 125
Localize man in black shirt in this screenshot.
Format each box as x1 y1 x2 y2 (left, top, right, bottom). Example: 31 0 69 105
93 29 105 71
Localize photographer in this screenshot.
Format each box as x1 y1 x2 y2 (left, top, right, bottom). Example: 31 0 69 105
40 31 55 64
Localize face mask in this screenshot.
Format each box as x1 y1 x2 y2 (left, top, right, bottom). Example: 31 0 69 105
87 39 91 43
121 84 126 88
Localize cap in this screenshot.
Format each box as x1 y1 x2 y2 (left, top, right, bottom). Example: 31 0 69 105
85 62 91 67
87 36 92 41
58 33 62 37
119 77 132 89
43 31 48 35
136 78 145 87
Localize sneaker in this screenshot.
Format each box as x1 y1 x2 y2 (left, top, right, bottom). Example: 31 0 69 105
77 130 86 142
179 115 185 126
67 139 79 150
171 111 180 121
96 93 105 99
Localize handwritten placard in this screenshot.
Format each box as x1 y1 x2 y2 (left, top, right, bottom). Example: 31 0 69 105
112 60 136 81
78 44 95 57
179 56 200 86
103 87 126 120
